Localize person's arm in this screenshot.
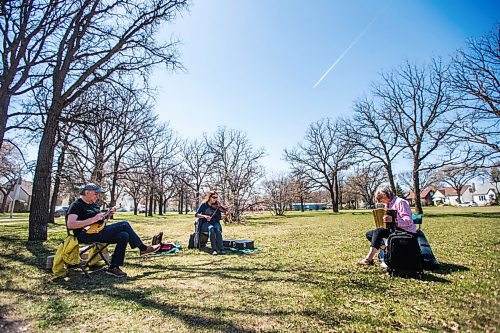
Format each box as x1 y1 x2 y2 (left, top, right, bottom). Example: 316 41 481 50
67 212 104 230
195 204 211 221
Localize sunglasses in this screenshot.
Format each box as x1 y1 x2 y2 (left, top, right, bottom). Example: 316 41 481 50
211 196 218 199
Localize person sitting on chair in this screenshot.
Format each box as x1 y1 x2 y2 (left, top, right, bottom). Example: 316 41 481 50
195 191 230 255
67 183 160 277
357 186 416 266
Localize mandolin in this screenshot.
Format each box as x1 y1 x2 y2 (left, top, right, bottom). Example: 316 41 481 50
83 209 113 234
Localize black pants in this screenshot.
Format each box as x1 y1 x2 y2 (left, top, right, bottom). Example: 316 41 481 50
365 227 391 249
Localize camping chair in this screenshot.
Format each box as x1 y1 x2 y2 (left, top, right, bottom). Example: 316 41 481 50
65 211 110 278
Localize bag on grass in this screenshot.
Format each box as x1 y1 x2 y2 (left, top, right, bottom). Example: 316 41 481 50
158 242 181 254
385 230 423 278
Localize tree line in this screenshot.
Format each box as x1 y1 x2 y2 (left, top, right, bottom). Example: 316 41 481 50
0 2 498 241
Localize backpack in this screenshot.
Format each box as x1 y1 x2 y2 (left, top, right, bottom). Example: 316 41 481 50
385 230 423 278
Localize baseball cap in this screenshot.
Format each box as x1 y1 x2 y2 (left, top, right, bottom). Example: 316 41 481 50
80 183 105 195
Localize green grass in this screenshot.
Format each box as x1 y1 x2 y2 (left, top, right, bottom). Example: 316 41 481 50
0 207 499 332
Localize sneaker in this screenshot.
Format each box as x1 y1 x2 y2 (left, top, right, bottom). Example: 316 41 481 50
219 250 226 255
357 258 375 266
106 266 127 278
211 250 218 255
140 244 160 256
380 261 388 269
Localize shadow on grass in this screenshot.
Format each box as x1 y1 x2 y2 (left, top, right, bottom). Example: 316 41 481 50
48 270 363 332
432 262 469 275
0 235 55 271
51 277 259 333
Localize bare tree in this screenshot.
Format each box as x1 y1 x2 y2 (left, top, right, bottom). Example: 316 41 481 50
436 166 477 204
375 60 461 214
396 169 439 194
346 97 405 193
29 0 188 240
206 127 265 222
122 168 147 215
0 1 71 147
346 164 386 209
284 118 356 213
178 138 213 208
450 25 499 165
70 82 157 208
289 171 312 212
263 173 294 216
135 122 180 217
0 142 25 212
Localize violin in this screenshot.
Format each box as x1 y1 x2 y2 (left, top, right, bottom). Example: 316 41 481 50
211 201 232 215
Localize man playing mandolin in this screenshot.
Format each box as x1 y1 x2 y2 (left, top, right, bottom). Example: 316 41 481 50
67 183 159 277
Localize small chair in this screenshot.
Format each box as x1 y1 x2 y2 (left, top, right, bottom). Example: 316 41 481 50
65 211 110 278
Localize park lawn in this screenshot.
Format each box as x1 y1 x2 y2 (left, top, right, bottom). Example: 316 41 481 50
0 207 499 332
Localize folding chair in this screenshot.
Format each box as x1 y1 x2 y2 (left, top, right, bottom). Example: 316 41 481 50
65 211 110 278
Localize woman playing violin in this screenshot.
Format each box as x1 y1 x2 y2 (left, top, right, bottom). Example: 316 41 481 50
195 190 231 255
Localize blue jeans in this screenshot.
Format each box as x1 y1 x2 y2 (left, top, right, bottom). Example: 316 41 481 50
201 221 223 252
76 221 143 267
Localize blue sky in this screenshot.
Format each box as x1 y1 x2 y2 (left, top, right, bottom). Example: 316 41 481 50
152 0 499 173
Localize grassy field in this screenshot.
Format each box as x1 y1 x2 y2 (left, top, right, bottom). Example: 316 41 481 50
0 207 499 332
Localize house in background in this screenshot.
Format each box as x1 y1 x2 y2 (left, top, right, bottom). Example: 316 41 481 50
471 182 499 206
432 185 473 206
407 188 434 206
0 180 33 212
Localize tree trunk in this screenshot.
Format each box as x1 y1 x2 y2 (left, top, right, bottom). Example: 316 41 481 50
412 166 422 214
386 164 396 194
158 193 164 215
110 168 119 207
91 154 104 183
329 188 336 213
49 146 67 224
0 93 12 149
148 194 153 216
178 189 183 214
29 106 60 241
300 195 304 212
332 173 339 213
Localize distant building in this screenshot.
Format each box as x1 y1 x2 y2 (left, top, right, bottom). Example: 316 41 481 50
432 185 473 206
291 203 327 211
0 180 33 212
407 188 434 206
471 182 499 206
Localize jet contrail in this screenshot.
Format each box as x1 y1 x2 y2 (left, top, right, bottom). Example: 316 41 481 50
313 11 384 89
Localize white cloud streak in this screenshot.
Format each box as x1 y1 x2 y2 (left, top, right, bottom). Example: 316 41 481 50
313 9 387 89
